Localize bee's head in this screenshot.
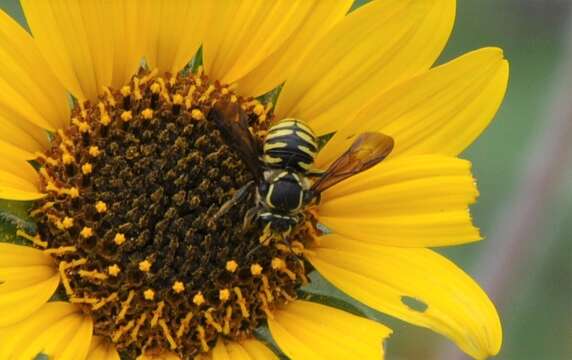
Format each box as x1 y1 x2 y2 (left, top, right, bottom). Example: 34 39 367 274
258 212 298 234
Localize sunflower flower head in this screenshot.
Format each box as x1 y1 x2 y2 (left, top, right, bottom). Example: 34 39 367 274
0 1 508 359
28 69 319 357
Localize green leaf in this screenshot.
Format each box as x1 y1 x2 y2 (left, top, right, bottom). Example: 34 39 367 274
301 270 400 326
299 271 368 317
189 46 204 73
317 132 335 152
350 0 372 12
0 199 33 220
0 199 36 244
0 221 20 244
257 83 283 109
297 290 367 318
254 326 289 360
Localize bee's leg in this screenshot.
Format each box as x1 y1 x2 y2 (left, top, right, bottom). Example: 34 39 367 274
246 222 270 259
276 231 307 270
212 180 254 222
242 206 259 231
303 189 320 206
259 222 273 246
246 244 262 260
306 168 325 177
281 230 297 255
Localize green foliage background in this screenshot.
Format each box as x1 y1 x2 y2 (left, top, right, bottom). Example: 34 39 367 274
0 0 570 359
438 2 571 359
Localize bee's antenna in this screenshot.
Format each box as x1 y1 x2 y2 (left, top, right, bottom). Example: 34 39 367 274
246 243 262 260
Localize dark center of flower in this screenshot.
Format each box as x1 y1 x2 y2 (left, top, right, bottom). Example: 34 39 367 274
29 69 316 358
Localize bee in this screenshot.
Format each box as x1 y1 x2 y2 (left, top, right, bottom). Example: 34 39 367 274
208 101 394 245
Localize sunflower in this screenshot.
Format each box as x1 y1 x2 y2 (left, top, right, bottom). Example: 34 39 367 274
0 0 508 359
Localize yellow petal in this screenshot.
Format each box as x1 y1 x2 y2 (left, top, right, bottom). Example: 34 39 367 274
308 235 502 359
203 0 315 85
0 115 50 160
211 340 231 360
0 140 35 162
108 1 149 88
210 339 278 360
319 155 481 247
0 149 40 184
318 47 510 166
143 0 209 74
269 300 391 360
234 0 353 97
21 0 141 101
275 0 456 136
0 152 44 200
0 243 59 327
237 339 278 360
87 336 120 360
0 302 93 360
0 8 69 131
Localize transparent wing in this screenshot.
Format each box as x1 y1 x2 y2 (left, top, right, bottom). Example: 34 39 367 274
311 132 394 193
208 101 263 180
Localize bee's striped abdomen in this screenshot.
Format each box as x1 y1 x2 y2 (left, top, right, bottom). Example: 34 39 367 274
263 119 318 174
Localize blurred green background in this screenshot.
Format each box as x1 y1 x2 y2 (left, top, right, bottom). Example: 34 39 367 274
389 0 572 359
1 0 570 359
312 1 572 358
437 1 571 359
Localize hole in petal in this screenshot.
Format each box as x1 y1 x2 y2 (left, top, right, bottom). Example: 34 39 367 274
401 296 428 312
33 353 49 360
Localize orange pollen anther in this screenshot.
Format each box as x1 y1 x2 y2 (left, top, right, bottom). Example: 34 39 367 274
173 94 184 105
65 187 80 198
225 260 238 272
121 111 133 122
250 263 263 276
172 281 185 293
150 83 161 94
88 146 101 157
62 217 74 229
81 163 93 175
253 103 265 116
143 289 155 300
271 258 286 270
219 289 230 302
120 85 131 96
191 109 204 120
80 227 93 238
108 264 121 277
114 233 126 245
62 153 74 165
141 108 154 119
138 260 152 272
95 201 107 213
193 292 205 306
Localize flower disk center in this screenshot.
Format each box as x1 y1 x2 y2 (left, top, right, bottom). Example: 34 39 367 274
31 70 310 358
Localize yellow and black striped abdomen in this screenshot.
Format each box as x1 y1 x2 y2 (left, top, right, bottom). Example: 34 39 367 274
263 119 318 174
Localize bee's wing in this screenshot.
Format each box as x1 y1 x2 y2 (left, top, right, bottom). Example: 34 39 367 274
311 132 394 193
208 101 264 181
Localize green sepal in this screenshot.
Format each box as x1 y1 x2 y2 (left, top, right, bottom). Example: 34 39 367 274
0 200 36 235
0 199 36 244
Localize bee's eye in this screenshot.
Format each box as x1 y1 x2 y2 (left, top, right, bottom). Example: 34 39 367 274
258 182 269 194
